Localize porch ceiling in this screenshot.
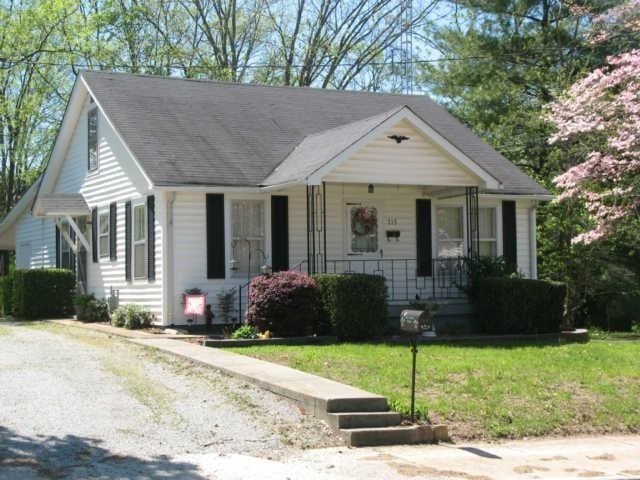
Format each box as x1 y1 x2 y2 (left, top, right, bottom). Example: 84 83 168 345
33 193 90 218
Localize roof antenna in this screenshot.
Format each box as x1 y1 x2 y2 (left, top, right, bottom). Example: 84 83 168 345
392 0 414 95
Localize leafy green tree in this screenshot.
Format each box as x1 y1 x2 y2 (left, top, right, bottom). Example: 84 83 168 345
419 0 606 180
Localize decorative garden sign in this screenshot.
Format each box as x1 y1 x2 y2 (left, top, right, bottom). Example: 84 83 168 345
184 294 206 316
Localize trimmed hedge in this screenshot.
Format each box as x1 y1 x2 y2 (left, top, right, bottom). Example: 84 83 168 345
315 273 388 340
0 275 13 316
246 271 321 337
476 277 567 334
11 269 75 319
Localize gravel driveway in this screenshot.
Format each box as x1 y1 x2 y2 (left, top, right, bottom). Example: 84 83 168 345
0 322 340 479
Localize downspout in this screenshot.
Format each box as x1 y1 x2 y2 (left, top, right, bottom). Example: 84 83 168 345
529 203 538 279
164 191 176 325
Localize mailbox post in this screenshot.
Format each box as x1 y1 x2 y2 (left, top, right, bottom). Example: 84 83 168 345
400 304 439 423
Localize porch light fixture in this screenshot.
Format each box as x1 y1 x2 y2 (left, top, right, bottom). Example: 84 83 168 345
368 184 375 194
388 134 410 144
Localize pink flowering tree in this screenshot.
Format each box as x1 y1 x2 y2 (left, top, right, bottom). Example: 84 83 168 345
548 1 640 245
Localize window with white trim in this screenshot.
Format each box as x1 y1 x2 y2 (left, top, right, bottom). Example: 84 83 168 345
98 212 109 258
347 204 379 254
59 221 75 270
230 199 265 274
87 108 98 171
133 203 147 279
437 206 464 257
478 207 497 256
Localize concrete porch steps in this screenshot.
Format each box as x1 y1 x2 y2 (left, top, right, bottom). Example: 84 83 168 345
326 411 401 429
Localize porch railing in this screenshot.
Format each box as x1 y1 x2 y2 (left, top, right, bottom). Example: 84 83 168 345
236 257 468 322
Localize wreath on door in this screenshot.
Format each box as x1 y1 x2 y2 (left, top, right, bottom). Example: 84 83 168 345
351 206 378 236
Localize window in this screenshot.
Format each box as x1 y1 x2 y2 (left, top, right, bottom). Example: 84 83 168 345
437 206 464 257
478 207 497 256
348 205 379 254
133 204 147 279
87 108 98 171
230 200 265 274
98 212 109 258
59 222 76 271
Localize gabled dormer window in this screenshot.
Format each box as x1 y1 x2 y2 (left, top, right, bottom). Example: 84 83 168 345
88 107 98 171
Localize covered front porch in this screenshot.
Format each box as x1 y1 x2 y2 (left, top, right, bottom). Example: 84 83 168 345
233 182 501 318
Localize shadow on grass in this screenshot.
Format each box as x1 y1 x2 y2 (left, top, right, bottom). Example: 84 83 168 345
336 337 575 350
0 426 205 479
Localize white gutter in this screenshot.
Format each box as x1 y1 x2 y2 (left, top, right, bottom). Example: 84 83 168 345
154 185 262 193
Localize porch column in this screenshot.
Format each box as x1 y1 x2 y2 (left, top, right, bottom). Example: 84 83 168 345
465 186 479 259
305 183 327 274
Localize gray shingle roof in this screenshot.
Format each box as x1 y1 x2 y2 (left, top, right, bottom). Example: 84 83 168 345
81 71 548 195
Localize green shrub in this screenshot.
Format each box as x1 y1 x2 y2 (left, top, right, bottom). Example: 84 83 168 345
314 273 388 340
74 294 110 323
466 255 518 300
246 271 321 337
111 304 154 329
231 325 259 339
11 269 75 319
476 277 567 334
604 294 640 332
0 275 13 316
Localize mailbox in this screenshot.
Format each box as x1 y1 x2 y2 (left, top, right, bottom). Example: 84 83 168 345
400 309 430 333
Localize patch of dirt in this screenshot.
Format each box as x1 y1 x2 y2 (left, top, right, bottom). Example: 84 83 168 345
577 470 606 477
619 470 640 476
539 455 568 461
387 461 493 480
513 465 550 474
587 453 615 461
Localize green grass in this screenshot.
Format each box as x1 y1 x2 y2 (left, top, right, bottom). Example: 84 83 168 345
231 337 640 439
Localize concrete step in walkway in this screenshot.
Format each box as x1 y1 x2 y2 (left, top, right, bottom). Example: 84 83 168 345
343 424 449 447
51 321 448 447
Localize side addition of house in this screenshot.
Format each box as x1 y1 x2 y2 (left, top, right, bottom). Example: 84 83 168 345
0 72 551 325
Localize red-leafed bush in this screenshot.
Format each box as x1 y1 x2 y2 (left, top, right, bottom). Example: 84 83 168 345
246 271 321 337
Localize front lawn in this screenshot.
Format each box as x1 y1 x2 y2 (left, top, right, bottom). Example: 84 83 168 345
230 337 640 440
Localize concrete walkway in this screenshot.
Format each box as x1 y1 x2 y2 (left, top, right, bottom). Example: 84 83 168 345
187 434 640 479
130 336 387 418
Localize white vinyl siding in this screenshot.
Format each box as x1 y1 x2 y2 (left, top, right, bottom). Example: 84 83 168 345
324 120 478 186
42 93 164 321
14 215 56 269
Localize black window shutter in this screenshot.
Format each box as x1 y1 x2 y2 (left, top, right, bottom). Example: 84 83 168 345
55 225 61 268
91 207 98 263
416 199 432 277
206 194 225 279
502 200 517 272
109 202 117 261
125 200 132 281
271 196 289 272
147 195 155 280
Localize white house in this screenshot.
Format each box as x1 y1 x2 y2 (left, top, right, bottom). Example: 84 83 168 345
0 71 551 325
